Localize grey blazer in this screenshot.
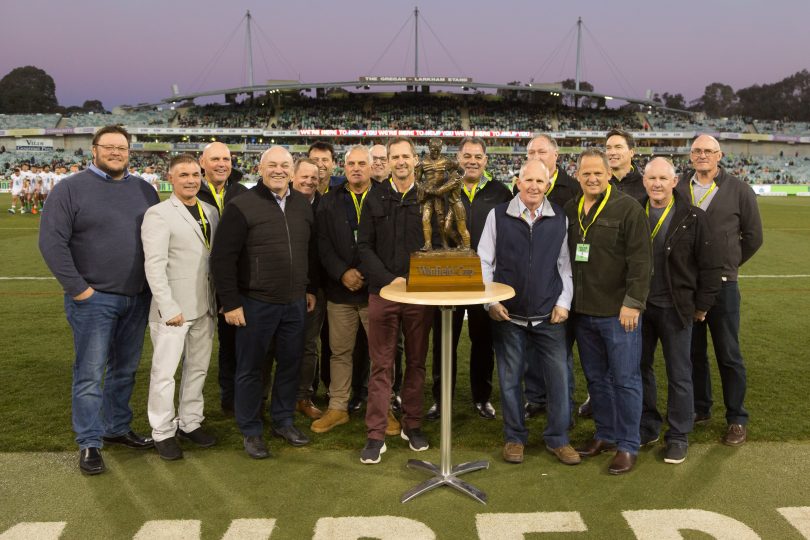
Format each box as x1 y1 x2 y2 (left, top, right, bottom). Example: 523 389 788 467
142 194 219 323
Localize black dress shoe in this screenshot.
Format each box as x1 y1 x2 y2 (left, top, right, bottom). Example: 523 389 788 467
243 435 270 459
178 427 217 448
271 425 310 447
576 438 617 457
425 402 440 421
79 448 105 475
102 431 154 449
154 437 184 461
525 402 546 419
221 401 235 418
474 401 496 419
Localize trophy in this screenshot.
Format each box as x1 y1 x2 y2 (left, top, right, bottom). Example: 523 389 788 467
407 138 484 292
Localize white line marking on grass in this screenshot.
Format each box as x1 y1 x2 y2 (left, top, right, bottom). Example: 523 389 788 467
0 277 56 280
739 274 810 278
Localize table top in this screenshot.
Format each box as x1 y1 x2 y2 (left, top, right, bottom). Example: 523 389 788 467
380 281 515 307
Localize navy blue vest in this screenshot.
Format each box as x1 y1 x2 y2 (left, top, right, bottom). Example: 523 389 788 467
493 201 566 318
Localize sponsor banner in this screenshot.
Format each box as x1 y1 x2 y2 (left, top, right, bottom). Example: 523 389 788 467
488 146 515 154
44 128 77 135
751 184 772 195
5 129 45 137
174 142 204 150
652 146 691 154
137 142 172 151
226 144 245 152
15 138 54 151
246 144 270 152
740 133 775 142
360 76 473 83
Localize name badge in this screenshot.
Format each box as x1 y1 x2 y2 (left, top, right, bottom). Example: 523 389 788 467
575 243 590 262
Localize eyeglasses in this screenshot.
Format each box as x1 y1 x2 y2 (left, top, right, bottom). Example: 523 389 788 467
94 144 130 153
690 149 719 157
372 156 388 163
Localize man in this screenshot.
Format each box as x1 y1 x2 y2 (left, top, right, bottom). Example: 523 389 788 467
426 136 511 421
196 141 248 417
676 134 763 446
358 136 435 464
289 157 325 420
566 148 651 475
308 141 344 194
605 128 646 203
211 146 317 459
142 155 219 460
478 160 580 466
39 125 159 475
519 134 583 420
8 167 22 214
370 144 389 183
311 146 376 433
639 157 721 464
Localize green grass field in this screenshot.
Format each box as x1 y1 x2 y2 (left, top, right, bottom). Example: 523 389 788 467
1 194 809 539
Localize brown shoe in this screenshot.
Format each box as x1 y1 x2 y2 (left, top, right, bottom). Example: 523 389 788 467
608 451 637 475
503 442 524 464
310 408 349 433
722 424 747 446
576 438 617 457
296 399 323 420
547 444 582 465
385 408 401 436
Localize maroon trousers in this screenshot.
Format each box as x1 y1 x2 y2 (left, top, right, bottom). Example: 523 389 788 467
365 294 434 440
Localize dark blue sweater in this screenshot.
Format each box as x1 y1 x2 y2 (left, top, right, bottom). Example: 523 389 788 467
39 167 159 297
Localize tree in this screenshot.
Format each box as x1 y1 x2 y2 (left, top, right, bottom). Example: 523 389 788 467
82 100 106 113
692 83 736 116
561 78 595 108
0 66 59 113
661 92 686 110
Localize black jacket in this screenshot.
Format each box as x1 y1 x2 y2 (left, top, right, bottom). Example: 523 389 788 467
358 180 439 294
318 182 378 304
564 188 652 317
197 168 248 216
642 190 722 328
511 166 581 210
211 182 317 311
610 164 646 204
675 167 763 281
462 177 512 251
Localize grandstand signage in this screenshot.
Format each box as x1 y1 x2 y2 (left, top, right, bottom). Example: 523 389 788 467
4 506 810 538
360 76 473 83
15 138 53 151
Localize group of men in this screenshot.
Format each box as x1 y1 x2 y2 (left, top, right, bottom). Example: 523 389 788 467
39 123 762 477
7 163 72 214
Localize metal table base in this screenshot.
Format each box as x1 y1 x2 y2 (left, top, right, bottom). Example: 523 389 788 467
401 306 489 504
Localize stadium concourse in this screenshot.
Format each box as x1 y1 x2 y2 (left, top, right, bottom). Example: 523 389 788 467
1 93 810 193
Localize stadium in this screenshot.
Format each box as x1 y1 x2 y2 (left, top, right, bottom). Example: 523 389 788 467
2 4 810 540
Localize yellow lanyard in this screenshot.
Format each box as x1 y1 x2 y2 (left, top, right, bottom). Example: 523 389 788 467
690 181 716 207
207 182 225 214
462 177 488 203
389 178 413 197
196 201 210 249
646 197 674 241
545 169 559 197
348 186 369 223
577 184 612 242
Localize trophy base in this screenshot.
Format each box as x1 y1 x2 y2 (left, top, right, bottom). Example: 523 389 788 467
406 249 485 292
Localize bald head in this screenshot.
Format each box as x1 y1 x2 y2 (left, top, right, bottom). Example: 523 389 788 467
690 134 723 179
259 146 294 196
200 141 232 188
643 157 679 208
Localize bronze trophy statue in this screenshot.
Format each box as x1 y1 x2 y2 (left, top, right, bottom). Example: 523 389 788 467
407 138 483 292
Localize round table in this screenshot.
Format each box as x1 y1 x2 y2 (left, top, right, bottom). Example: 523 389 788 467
380 281 515 504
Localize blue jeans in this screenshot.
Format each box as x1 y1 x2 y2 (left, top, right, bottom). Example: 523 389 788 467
492 319 570 448
641 305 693 444
575 314 643 454
523 321 576 412
691 281 748 424
235 295 305 436
64 290 151 450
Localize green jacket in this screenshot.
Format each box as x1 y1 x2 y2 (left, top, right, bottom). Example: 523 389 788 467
564 188 651 317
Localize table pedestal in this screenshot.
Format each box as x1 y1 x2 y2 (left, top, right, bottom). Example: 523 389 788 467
401 306 489 504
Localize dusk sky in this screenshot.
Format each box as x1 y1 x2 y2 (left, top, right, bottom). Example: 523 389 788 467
2 0 808 109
